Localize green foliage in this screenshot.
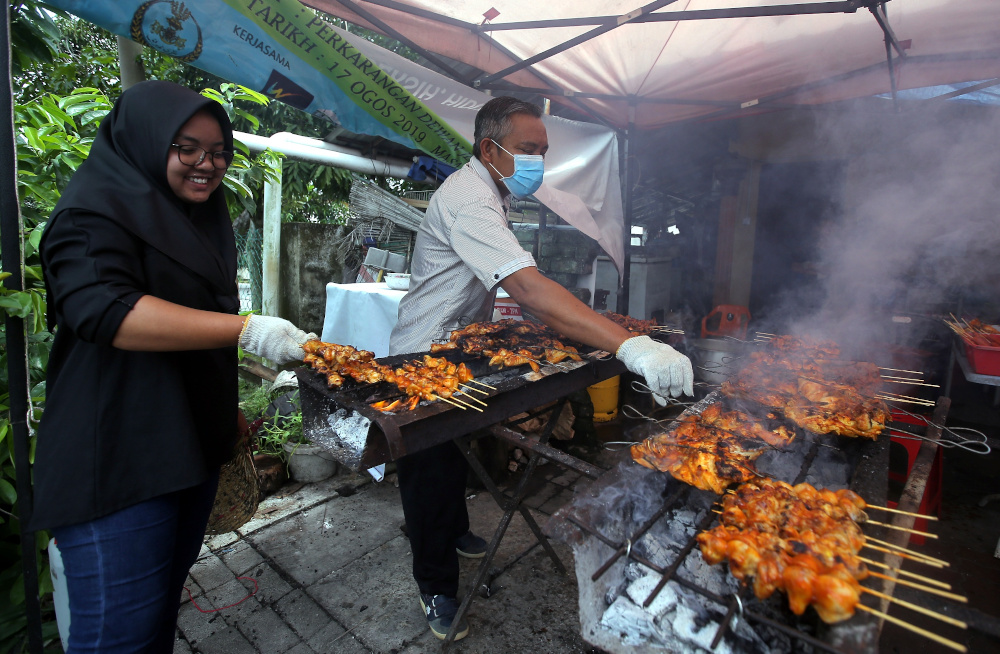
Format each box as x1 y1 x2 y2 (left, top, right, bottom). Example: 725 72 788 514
198 83 284 219
255 408 306 463
9 1 64 78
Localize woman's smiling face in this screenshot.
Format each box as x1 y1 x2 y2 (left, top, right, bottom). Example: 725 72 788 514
165 110 227 204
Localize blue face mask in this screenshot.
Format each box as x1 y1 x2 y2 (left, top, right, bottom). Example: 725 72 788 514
487 140 544 199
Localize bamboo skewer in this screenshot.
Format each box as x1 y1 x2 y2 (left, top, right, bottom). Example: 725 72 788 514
455 392 487 407
880 377 940 388
444 395 483 412
433 395 468 410
864 519 937 539
877 394 935 406
883 391 936 403
856 605 967 652
868 571 967 602
865 504 939 521
857 556 951 589
860 587 967 629
862 543 945 568
865 536 949 566
465 379 497 390
879 366 925 375
460 383 489 395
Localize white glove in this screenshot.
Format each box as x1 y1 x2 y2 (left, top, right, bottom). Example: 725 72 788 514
616 335 694 404
239 315 316 364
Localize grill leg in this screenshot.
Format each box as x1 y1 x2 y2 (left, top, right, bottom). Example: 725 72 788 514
443 400 569 646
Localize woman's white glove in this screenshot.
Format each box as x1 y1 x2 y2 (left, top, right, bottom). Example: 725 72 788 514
239 315 316 364
616 335 694 404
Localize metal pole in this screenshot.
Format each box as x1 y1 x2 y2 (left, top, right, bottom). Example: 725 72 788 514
261 161 282 318
880 3 899 113
617 105 636 315
1 5 43 653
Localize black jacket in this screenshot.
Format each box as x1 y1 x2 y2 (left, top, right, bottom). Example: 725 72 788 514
29 81 240 531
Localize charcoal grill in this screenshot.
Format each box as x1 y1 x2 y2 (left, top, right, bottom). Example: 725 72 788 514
296 349 626 470
546 394 965 654
296 348 627 644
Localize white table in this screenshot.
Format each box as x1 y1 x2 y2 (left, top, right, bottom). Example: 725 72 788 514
321 282 406 357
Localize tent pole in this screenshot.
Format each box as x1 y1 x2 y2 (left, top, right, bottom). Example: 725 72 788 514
876 2 900 112
617 105 636 315
1 5 43 653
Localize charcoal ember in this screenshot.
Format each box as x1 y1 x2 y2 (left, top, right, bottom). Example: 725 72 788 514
671 602 735 654
802 443 852 488
623 561 646 582
604 580 625 607
599 595 670 648
634 524 682 567
623 572 678 619
681 548 741 597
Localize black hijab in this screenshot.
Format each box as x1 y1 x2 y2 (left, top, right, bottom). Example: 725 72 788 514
44 80 239 319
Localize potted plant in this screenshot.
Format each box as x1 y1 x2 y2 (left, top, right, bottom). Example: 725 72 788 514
259 392 338 483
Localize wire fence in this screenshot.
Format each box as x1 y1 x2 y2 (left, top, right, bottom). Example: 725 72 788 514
235 224 263 313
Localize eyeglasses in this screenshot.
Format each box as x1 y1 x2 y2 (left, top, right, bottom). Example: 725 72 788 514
170 144 234 169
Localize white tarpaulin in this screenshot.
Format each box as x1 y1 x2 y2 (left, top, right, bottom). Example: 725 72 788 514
304 0 1000 128
341 27 626 276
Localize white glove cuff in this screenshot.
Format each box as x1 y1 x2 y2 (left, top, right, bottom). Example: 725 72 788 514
616 335 653 363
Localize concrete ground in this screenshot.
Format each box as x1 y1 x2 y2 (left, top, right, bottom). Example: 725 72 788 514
173 459 602 654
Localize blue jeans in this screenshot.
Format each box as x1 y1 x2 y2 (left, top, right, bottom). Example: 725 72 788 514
51 473 219 653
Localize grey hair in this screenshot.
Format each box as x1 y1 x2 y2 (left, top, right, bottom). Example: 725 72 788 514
473 96 542 158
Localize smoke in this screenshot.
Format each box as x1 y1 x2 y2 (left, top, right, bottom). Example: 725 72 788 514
769 99 1000 356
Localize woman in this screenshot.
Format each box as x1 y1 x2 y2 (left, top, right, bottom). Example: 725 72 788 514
30 80 310 652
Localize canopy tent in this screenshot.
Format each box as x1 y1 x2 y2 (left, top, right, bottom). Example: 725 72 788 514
301 0 1000 129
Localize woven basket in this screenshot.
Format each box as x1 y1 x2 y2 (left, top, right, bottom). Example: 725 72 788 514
205 431 261 535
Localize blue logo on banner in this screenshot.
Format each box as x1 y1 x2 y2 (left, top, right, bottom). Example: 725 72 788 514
130 1 203 63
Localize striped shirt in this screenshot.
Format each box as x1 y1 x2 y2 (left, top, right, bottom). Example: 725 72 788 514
389 157 536 355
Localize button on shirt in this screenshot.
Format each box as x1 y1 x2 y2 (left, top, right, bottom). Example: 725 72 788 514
389 157 536 355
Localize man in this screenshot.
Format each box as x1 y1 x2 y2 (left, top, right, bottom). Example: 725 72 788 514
389 96 693 640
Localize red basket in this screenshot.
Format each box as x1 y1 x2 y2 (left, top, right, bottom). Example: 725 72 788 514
963 337 1000 376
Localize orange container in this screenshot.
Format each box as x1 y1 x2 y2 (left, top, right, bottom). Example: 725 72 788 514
701 305 751 340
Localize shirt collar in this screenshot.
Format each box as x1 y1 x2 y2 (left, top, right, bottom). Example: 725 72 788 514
470 156 510 210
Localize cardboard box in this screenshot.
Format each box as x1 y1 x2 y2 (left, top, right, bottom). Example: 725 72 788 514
493 296 522 321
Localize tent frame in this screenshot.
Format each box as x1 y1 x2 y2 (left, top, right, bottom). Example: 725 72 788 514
2 2 946 651
314 0 912 313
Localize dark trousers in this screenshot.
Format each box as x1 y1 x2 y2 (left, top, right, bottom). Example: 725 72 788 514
52 473 219 654
396 439 469 597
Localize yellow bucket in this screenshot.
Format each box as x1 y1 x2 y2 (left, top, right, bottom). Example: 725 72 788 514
587 375 620 422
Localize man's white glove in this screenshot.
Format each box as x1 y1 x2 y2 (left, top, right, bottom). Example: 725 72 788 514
616 335 694 404
239 315 316 364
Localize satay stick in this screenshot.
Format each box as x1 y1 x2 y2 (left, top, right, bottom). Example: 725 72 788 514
877 395 936 406
432 395 467 410
756 332 777 337
880 377 941 388
459 383 489 395
864 519 937 539
865 504 939 521
865 536 949 566
441 395 483 413
862 543 945 568
455 392 487 407
856 605 966 652
867 571 967 602
465 379 497 390
879 366 925 375
858 556 951 589
882 391 937 402
860 587 967 629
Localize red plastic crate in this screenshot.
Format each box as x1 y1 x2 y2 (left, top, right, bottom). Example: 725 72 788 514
887 410 942 546
963 337 1000 376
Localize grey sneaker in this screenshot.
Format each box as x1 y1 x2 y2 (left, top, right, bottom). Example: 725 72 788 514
455 530 487 559
419 593 469 640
